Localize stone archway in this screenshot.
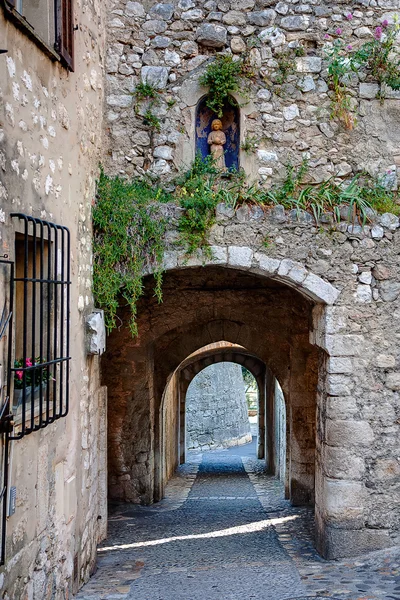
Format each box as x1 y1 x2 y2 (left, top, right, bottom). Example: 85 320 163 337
104 255 354 557
160 344 269 491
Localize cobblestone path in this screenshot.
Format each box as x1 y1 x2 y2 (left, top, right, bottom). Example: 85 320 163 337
76 441 400 600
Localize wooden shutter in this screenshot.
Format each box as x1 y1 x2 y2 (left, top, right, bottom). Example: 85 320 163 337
56 0 74 71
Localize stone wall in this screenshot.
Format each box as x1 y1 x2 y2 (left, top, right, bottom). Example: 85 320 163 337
0 1 107 597
104 195 400 558
273 379 286 483
186 362 252 450
102 0 400 561
106 0 400 186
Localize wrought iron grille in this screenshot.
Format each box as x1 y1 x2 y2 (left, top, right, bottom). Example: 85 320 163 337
10 214 71 439
0 255 14 566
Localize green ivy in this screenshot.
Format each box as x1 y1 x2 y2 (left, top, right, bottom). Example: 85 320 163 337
93 169 170 336
93 159 399 335
175 155 222 256
199 55 247 118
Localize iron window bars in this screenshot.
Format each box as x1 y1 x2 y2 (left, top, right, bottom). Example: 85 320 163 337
0 255 14 566
10 214 71 439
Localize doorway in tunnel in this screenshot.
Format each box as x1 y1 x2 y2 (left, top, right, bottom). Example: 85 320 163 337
185 362 254 453
160 343 288 503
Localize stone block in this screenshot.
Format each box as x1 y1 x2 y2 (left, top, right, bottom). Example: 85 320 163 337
257 149 278 162
281 15 310 30
326 357 353 374
326 396 358 419
386 372 400 390
295 56 322 73
126 1 146 17
356 284 372 303
149 3 175 20
106 94 133 107
326 420 374 447
317 520 392 560
253 253 280 274
228 246 253 268
182 8 204 21
379 212 399 230
302 273 340 304
153 145 173 160
323 478 364 521
141 66 169 90
283 104 299 121
359 82 380 99
86 310 106 355
248 9 276 26
326 374 353 396
323 446 365 480
323 334 364 357
375 354 396 368
379 280 400 302
195 23 228 47
258 26 286 46
209 245 228 264
230 0 255 9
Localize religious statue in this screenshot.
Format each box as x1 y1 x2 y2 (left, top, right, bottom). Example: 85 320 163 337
207 119 226 170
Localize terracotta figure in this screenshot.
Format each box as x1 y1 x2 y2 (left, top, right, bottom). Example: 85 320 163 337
207 119 226 170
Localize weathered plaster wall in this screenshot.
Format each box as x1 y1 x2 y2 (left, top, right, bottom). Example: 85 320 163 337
0 1 107 597
105 0 400 185
186 362 252 450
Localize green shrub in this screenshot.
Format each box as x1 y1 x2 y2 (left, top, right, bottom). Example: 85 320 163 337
199 55 246 118
93 170 169 335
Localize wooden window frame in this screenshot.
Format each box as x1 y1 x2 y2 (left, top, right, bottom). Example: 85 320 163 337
3 0 74 72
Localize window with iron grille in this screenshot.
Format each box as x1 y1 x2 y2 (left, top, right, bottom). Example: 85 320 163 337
3 0 74 71
10 214 71 439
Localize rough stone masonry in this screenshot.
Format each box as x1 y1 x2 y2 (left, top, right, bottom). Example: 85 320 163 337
102 0 400 562
186 362 252 450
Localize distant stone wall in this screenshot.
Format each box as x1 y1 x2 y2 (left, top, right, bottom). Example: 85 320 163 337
186 363 252 450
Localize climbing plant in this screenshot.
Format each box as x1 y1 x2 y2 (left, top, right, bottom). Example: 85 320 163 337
175 155 224 256
134 82 162 132
93 159 399 335
93 169 170 335
199 55 249 118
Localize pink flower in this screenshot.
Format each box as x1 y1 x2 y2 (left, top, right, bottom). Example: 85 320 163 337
336 27 342 35
25 358 32 367
374 26 383 40
382 19 389 28
346 13 353 20
16 371 23 380
347 44 353 50
324 33 330 39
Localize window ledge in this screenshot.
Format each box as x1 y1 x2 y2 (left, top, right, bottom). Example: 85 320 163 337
2 1 62 64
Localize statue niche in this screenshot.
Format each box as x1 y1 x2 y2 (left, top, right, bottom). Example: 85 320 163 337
195 96 240 171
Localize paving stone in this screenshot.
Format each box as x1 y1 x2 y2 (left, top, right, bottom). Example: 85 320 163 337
76 441 400 600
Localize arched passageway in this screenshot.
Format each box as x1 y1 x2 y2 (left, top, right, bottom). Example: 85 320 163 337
104 262 338 553
160 343 288 501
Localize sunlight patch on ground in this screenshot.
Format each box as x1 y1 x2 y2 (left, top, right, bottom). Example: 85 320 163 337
99 515 299 552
